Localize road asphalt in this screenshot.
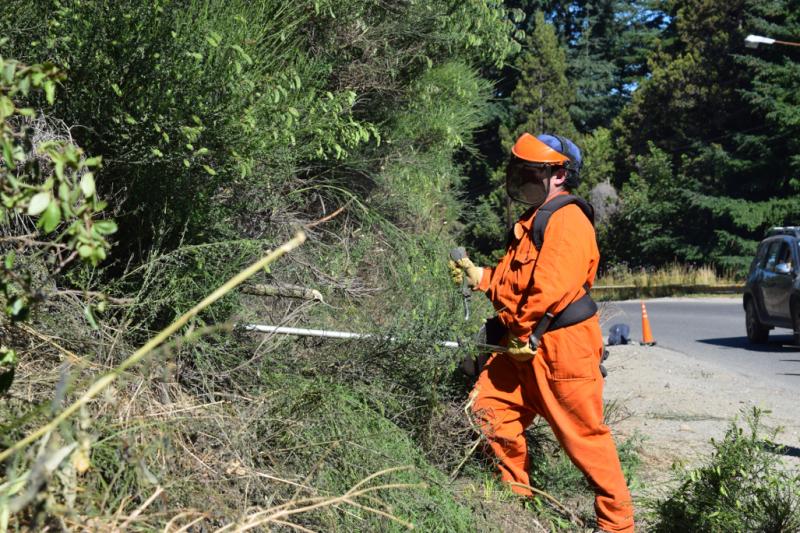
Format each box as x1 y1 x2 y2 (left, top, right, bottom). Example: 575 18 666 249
602 297 800 394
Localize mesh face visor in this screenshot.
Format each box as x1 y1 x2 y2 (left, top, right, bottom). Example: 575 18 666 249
506 159 553 205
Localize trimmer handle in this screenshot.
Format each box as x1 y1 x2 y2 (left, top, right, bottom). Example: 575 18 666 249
449 247 471 320
450 247 468 262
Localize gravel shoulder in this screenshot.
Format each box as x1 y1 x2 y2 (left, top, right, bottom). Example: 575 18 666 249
602 343 800 494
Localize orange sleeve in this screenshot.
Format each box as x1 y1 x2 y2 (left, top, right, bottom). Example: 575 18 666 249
509 205 596 342
477 265 494 292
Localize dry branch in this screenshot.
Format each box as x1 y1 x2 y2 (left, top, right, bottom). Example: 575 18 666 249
0 231 306 463
241 283 323 302
213 466 421 532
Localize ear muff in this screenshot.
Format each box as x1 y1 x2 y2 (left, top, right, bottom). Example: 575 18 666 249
553 134 574 172
553 134 581 185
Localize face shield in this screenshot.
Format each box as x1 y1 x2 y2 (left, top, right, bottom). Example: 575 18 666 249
505 159 553 206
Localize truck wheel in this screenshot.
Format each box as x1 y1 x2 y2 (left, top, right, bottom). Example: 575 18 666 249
792 303 800 346
746 300 769 344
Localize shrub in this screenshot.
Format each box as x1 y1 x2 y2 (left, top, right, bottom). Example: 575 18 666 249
653 408 800 532
0 1 536 530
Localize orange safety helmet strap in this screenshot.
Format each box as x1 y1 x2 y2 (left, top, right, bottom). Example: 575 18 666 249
511 132 570 165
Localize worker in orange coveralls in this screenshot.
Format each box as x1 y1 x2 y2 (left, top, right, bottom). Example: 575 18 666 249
450 133 634 532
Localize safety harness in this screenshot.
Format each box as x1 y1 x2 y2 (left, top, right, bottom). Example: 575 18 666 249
525 194 598 348
460 195 599 377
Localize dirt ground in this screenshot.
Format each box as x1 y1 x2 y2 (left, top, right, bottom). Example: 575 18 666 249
603 342 800 498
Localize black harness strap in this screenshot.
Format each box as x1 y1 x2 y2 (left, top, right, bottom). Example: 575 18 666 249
529 195 598 344
532 194 595 252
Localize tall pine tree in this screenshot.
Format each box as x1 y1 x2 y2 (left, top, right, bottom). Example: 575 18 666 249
502 11 577 143
465 12 577 262
569 0 667 131
609 0 800 271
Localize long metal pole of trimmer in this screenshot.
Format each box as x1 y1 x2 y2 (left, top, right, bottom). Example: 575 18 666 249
243 324 507 352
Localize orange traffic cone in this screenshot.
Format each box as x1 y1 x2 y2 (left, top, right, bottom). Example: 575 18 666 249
641 301 656 346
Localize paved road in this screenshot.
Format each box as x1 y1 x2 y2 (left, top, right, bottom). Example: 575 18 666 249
603 297 800 394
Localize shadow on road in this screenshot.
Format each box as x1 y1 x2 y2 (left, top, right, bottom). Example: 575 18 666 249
764 441 800 459
697 336 800 353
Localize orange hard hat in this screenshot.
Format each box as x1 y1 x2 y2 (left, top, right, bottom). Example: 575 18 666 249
511 132 571 165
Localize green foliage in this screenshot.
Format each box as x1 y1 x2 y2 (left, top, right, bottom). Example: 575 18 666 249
463 176 514 265
500 1 667 132
577 126 615 195
311 0 521 70
0 346 15 394
0 0 530 530
653 408 800 532
257 377 475 531
0 53 115 391
394 63 494 152
2 0 381 248
603 143 704 266
431 0 524 68
605 0 800 271
688 194 798 271
559 0 666 131
503 11 577 142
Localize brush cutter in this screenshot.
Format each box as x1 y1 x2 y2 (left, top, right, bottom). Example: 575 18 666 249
243 324 506 353
243 323 505 378
245 247 513 376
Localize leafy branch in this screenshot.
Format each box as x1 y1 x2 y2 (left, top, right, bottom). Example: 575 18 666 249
0 56 117 389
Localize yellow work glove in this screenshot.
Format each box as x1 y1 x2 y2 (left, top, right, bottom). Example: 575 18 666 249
448 257 483 289
506 337 535 362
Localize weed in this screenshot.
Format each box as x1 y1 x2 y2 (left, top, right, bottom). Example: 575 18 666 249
651 407 800 532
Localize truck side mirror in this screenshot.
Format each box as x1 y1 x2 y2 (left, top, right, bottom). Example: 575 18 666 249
775 262 792 275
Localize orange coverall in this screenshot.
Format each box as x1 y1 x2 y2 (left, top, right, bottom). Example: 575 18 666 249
472 193 634 532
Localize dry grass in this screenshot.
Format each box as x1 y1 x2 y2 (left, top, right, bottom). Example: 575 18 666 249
593 263 742 300
0 232 307 463
0 233 312 530
597 262 740 288
213 466 420 532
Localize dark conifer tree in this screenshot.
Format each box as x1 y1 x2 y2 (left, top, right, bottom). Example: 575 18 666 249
609 0 800 271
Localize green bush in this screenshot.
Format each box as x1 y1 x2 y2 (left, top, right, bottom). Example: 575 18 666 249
2 0 376 249
255 376 475 531
0 1 553 530
653 408 800 532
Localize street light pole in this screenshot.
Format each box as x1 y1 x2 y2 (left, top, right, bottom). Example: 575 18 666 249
745 34 800 49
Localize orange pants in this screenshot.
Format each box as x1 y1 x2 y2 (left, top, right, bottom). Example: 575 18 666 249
471 316 634 532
